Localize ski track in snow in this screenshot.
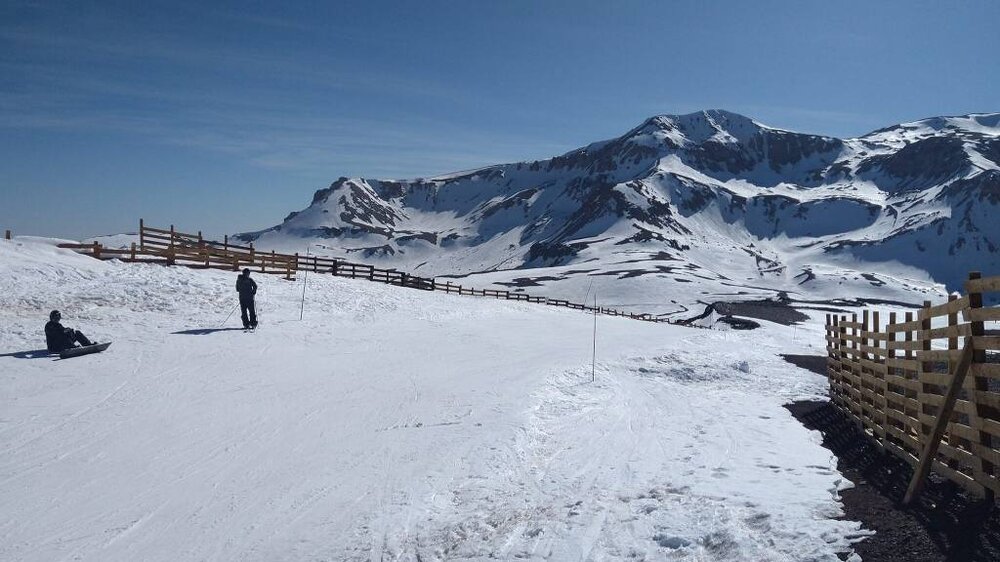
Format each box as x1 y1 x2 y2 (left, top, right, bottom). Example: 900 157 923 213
0 238 866 561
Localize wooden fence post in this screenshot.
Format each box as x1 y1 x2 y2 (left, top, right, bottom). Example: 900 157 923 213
139 218 144 250
93 241 101 259
851 312 862 429
888 311 897 431
862 310 871 432
839 315 849 418
948 293 959 352
170 225 175 250
249 242 255 265
967 271 994 502
873 310 885 449
224 234 228 251
918 301 932 450
5 229 11 240
130 242 136 261
332 260 339 276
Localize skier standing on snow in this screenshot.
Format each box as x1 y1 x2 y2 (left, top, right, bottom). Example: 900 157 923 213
45 310 93 352
236 268 258 330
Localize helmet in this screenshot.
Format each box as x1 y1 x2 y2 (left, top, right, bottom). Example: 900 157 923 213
242 268 251 275
50 310 61 321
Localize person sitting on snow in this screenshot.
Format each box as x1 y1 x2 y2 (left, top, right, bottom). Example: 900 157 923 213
45 310 93 352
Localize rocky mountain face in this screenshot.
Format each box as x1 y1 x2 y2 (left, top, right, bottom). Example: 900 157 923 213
236 110 1000 316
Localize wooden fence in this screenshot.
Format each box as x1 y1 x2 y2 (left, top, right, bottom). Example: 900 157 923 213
52 220 674 324
825 272 1000 502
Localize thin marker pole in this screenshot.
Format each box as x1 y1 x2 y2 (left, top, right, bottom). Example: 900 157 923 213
299 246 310 320
592 291 598 383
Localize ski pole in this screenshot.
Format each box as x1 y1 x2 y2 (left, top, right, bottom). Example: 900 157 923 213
221 302 238 328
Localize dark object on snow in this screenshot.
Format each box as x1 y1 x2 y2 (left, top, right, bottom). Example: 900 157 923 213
236 270 258 329
779 354 827 376
45 311 94 352
717 315 760 330
59 342 111 359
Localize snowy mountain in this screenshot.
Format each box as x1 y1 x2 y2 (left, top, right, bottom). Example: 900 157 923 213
237 110 1000 316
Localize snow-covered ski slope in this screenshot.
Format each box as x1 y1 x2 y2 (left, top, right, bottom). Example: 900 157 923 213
1 238 867 561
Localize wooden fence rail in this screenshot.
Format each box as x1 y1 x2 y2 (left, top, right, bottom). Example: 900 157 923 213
826 271 1000 502
55 220 681 325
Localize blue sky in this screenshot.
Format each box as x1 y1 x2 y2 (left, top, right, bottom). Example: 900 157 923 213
2 0 998 239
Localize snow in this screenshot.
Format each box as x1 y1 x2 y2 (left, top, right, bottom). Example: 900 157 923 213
0 237 869 560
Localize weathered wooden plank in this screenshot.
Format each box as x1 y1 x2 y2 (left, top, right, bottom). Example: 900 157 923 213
886 319 922 332
916 349 965 362
886 340 926 351
979 417 1000 438
920 296 970 319
973 389 1000 410
860 357 888 373
929 461 984 496
839 321 863 330
920 372 977 389
885 357 922 371
971 363 1000 380
140 232 175 243
140 225 177 235
938 422 980 442
965 275 1000 294
919 323 974 341
969 307 1000 322
972 336 1000 350
860 345 889 358
972 443 1000 467
884 439 919 463
979 474 1000 495
937 441 977 465
919 395 975 416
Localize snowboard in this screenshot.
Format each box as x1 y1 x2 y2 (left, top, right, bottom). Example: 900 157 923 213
59 342 111 359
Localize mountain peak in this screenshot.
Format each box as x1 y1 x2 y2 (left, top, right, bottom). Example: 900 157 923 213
635 110 767 145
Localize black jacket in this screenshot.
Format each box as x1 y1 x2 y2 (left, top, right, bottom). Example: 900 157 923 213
45 320 72 352
236 274 257 300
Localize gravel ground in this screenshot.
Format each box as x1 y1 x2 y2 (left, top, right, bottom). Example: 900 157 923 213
783 355 1000 562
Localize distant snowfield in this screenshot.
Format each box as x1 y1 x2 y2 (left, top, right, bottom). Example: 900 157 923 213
1 238 867 561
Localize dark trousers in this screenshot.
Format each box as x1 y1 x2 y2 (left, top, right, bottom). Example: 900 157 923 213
240 297 257 328
68 329 92 348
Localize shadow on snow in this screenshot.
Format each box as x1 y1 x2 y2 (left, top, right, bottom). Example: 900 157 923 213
171 327 246 336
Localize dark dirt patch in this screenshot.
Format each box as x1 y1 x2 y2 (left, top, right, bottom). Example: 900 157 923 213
780 354 827 376
715 299 810 325
786 399 1000 562
680 299 810 327
717 316 760 330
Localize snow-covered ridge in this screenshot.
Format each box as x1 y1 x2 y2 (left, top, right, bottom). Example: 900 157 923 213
237 110 999 315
